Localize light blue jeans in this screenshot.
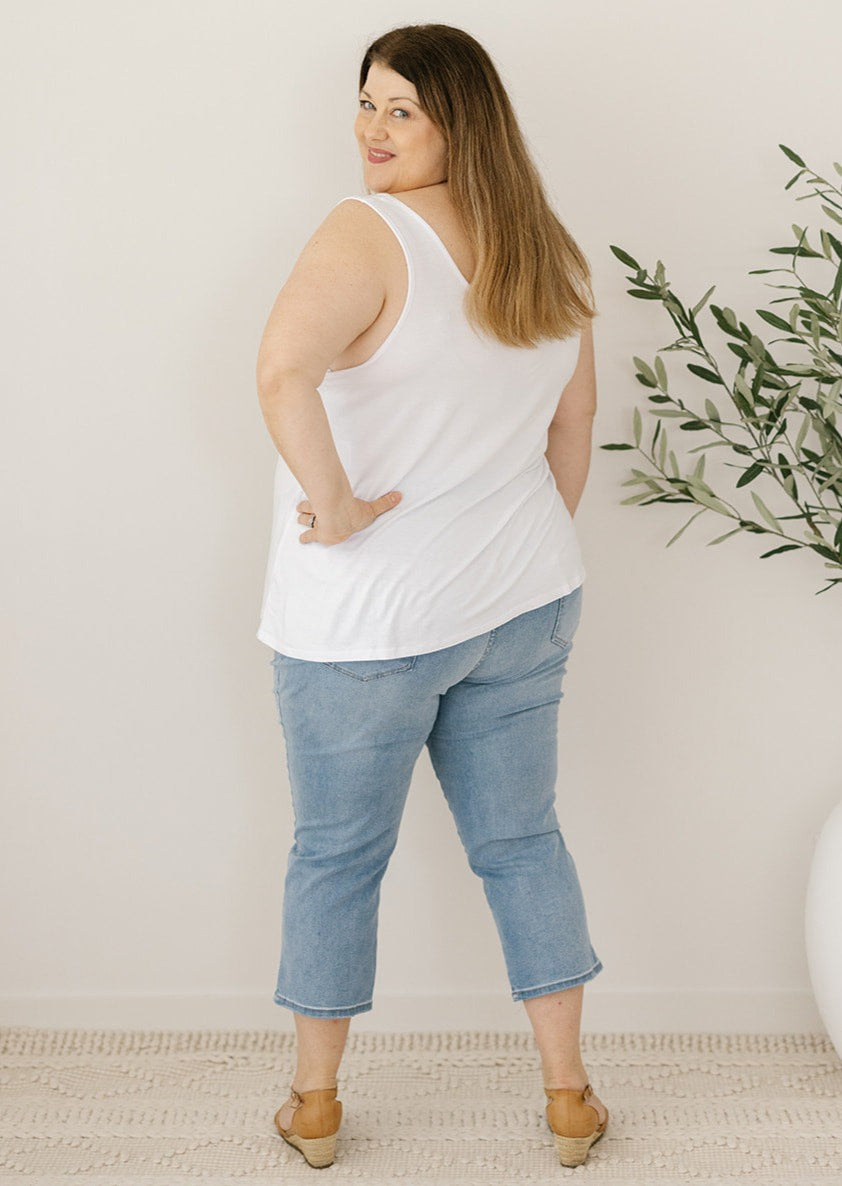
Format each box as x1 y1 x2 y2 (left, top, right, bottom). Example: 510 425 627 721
269 584 602 1017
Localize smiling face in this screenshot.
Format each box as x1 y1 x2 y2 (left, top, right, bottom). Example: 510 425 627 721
354 60 448 194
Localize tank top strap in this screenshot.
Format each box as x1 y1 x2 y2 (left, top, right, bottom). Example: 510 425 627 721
337 192 467 298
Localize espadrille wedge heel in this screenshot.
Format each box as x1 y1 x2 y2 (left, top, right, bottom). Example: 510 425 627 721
545 1083 608 1167
274 1085 342 1168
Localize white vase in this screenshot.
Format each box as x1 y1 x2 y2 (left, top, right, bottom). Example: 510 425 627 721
805 798 842 1058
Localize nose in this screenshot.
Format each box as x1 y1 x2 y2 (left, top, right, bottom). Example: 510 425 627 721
365 110 389 142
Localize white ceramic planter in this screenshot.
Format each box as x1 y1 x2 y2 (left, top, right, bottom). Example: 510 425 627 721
805 798 842 1059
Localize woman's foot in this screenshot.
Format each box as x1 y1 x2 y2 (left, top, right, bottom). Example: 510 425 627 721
545 1082 608 1167
274 1084 343 1168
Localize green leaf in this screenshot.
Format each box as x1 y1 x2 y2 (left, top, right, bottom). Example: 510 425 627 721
633 407 642 447
663 294 684 317
769 244 824 259
658 421 668 470
600 442 635 450
811 543 841 563
628 290 663 300
821 378 842 418
779 144 806 168
777 451 797 500
687 440 731 453
822 204 842 227
704 398 721 423
633 356 659 387
736 462 764 487
810 312 822 351
621 491 653 505
678 420 710 431
760 544 801 558
710 305 744 339
794 416 810 453
707 527 743 546
818 465 842 494
691 285 716 318
756 309 793 333
734 373 755 404
610 245 642 270
654 355 668 391
666 508 706 546
751 491 781 531
686 363 721 384
727 343 753 365
692 489 733 515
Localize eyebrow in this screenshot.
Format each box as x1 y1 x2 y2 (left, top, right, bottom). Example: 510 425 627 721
360 89 419 104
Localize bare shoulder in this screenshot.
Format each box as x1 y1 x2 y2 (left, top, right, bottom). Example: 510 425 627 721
297 196 400 274
256 199 401 386
570 318 596 381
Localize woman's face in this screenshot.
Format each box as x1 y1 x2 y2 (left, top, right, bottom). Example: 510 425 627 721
355 60 448 193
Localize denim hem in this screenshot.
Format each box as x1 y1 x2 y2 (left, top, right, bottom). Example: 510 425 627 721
510 958 603 1001
273 991 373 1018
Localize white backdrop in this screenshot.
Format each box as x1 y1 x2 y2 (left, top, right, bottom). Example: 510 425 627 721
3 0 842 1033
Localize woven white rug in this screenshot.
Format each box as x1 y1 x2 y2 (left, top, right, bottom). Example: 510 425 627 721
1 1029 840 1185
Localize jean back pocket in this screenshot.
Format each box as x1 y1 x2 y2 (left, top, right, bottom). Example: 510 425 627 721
326 655 418 682
550 584 583 649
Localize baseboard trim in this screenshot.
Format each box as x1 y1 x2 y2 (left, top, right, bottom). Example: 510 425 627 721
0 989 824 1033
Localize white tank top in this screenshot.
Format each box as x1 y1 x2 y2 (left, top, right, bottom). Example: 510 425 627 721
257 191 585 661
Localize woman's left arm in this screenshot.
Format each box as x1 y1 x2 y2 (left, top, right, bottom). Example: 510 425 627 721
544 321 597 517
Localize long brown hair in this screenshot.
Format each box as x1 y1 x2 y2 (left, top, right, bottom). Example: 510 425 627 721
359 24 596 348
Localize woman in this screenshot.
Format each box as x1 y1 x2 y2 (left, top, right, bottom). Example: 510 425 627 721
255 23 607 1170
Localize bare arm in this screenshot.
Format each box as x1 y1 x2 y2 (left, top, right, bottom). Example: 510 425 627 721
545 320 597 517
255 201 402 544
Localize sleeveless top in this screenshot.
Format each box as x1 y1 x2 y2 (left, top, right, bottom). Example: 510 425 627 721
257 191 585 661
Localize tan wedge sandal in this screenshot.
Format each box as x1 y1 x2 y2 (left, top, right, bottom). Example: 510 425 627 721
274 1085 343 1168
545 1082 608 1167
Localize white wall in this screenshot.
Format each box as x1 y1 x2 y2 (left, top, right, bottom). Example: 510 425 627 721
3 0 841 1033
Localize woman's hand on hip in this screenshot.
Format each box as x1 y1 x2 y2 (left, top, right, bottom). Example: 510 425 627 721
296 491 402 546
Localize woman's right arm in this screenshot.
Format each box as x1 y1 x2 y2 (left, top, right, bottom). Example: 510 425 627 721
255 201 392 529
545 320 597 518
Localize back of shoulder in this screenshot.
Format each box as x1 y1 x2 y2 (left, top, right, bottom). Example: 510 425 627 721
309 195 395 260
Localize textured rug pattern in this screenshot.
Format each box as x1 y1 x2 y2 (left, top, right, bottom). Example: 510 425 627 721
1 1029 841 1184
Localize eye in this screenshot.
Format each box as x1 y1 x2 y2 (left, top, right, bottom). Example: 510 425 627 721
358 99 374 111
392 108 409 119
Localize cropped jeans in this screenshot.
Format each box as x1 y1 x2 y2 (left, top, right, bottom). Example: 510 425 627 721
269 584 602 1018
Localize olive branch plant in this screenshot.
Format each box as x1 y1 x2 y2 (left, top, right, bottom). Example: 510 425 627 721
603 144 842 593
